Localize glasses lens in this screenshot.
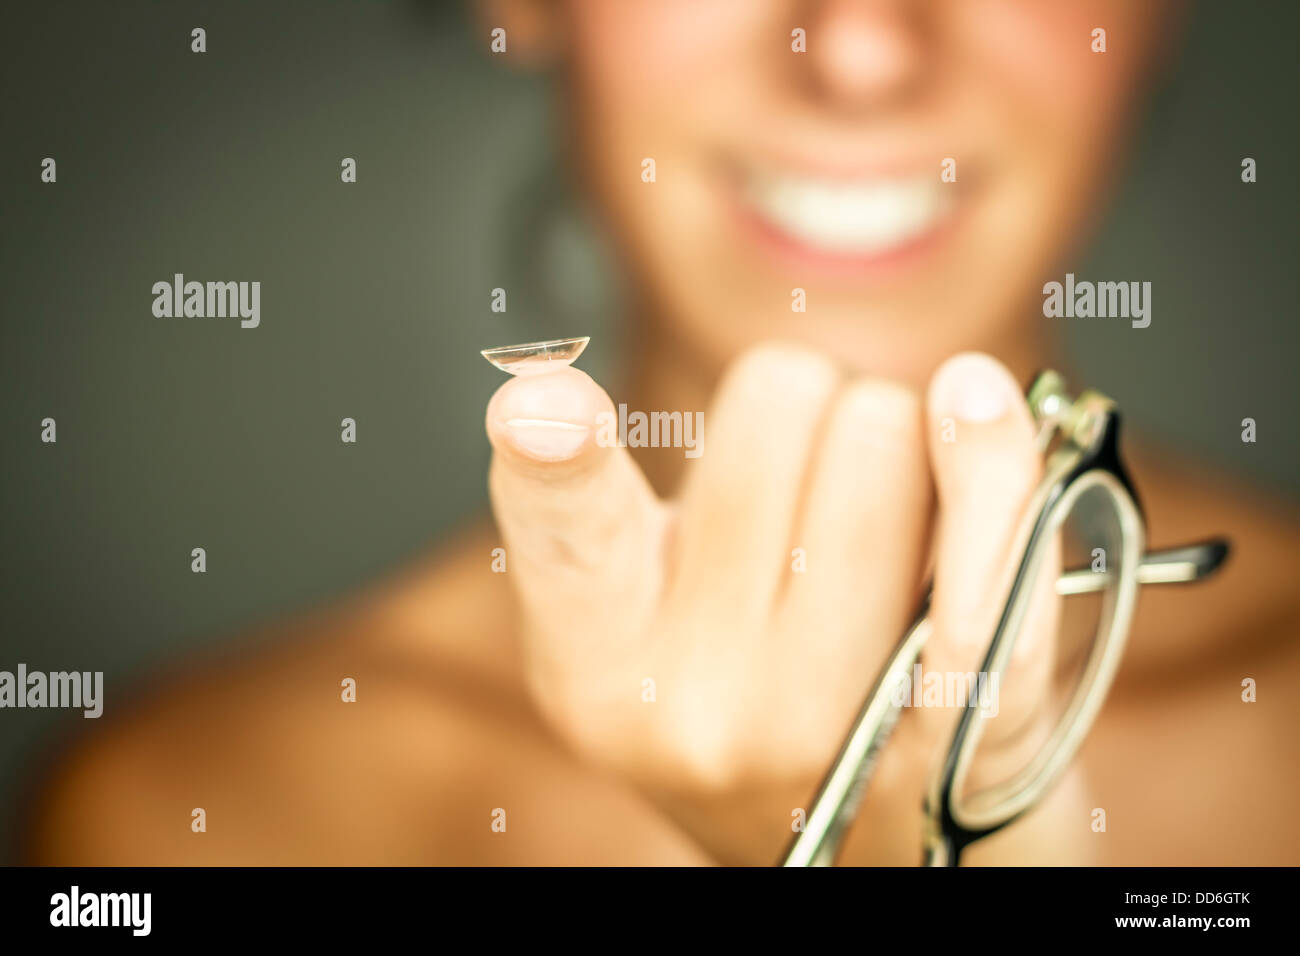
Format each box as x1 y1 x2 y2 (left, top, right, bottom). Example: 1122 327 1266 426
952 474 1137 829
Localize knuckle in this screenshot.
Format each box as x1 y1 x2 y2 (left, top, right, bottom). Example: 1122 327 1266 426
724 342 839 405
833 377 924 443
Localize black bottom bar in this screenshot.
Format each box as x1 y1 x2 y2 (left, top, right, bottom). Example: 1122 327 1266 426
0 865 1280 942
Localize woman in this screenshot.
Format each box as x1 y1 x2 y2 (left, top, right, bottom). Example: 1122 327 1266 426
25 0 1300 865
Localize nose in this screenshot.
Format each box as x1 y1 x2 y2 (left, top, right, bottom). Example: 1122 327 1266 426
803 0 927 108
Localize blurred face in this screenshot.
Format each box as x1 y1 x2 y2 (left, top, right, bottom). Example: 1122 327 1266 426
537 0 1174 380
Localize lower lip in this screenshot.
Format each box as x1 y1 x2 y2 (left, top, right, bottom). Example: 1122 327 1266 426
729 184 962 281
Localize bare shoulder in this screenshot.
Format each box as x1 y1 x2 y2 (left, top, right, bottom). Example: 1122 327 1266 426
1119 447 1300 671
1089 600 1300 864
23 527 706 865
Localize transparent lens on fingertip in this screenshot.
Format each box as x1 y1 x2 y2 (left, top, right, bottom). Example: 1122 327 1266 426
480 337 591 375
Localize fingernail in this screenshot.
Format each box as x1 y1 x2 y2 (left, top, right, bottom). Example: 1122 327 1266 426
504 418 590 461
932 354 1014 423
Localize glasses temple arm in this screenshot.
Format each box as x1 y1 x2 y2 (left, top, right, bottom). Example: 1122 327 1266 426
1055 537 1230 596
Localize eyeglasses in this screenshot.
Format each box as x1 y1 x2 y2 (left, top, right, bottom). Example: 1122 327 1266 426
782 370 1229 867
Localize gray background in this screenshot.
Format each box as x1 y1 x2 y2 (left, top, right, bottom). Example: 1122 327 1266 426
0 1 1296 861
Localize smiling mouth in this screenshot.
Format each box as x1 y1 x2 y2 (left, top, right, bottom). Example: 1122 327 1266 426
738 166 958 261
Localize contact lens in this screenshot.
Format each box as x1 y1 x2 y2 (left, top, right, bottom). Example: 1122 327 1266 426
480 337 591 375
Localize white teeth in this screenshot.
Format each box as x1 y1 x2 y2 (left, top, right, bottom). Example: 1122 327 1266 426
743 169 952 254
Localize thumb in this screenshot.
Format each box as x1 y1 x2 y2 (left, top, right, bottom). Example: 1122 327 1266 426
485 367 668 675
921 353 1057 749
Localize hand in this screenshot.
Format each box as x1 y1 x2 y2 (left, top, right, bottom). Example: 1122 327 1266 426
486 345 1086 864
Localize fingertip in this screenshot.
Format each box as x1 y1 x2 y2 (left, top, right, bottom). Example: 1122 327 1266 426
927 352 1025 427
486 367 613 464
926 352 1041 564
838 377 923 433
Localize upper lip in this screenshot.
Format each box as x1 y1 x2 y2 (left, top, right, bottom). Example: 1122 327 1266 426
728 146 977 199
726 123 968 180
